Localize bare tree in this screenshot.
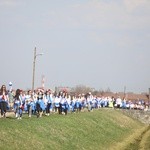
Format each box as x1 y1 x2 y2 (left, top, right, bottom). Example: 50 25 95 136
72 85 93 95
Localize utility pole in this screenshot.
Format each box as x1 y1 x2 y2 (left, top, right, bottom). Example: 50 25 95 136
124 86 126 98
32 47 36 91
41 75 45 90
32 47 43 91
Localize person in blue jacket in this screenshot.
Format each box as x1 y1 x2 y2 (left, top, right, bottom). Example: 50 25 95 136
75 96 80 113
36 92 45 118
70 96 75 113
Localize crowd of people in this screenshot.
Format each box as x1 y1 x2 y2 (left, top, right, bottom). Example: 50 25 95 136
0 84 149 119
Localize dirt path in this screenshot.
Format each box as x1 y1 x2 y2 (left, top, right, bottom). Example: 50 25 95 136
125 125 150 150
139 126 150 150
111 109 150 150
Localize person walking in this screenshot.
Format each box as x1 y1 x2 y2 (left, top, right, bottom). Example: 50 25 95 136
36 92 45 118
25 90 33 117
44 90 52 116
14 89 23 119
0 85 9 118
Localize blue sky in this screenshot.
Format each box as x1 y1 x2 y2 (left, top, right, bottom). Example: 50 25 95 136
0 0 150 93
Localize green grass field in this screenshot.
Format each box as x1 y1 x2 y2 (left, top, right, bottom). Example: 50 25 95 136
0 109 149 150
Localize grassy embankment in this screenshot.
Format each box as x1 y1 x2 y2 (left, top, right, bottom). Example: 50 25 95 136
0 109 149 150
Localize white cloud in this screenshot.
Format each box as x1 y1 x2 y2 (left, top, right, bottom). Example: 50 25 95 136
44 0 150 31
38 0 150 50
123 0 150 13
0 0 18 7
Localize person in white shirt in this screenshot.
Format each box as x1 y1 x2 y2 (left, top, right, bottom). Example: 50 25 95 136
54 94 60 113
25 90 33 117
116 96 122 108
